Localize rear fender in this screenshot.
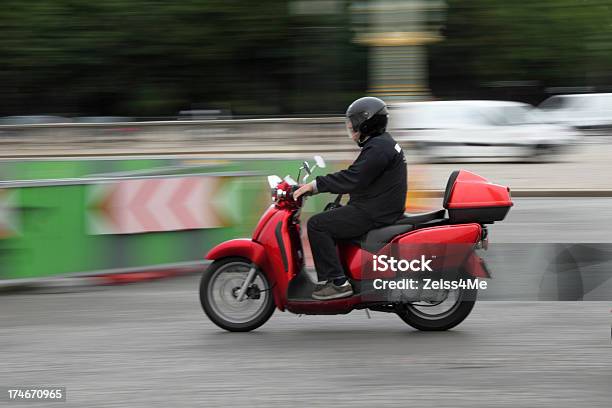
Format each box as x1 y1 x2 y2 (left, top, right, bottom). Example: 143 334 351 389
464 251 491 278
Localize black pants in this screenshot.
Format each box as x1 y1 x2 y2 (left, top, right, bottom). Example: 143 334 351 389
307 205 378 282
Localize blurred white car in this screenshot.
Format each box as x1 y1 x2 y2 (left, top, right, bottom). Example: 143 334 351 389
536 93 612 130
388 100 580 162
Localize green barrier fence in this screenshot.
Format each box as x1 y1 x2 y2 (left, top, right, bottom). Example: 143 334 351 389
0 157 340 282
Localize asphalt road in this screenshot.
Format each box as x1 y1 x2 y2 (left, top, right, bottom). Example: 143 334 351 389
1 197 611 407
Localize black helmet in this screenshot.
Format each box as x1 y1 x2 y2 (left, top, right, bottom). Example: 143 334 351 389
346 96 388 138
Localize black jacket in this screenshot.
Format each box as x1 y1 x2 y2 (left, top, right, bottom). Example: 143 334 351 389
315 132 407 225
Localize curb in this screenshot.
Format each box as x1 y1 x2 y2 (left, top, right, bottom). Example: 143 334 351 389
510 190 612 197
0 261 210 294
413 190 612 198
93 264 206 285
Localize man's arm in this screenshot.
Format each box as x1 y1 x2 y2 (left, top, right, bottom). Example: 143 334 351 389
314 144 388 194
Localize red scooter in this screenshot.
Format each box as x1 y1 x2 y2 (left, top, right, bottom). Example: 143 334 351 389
199 157 513 332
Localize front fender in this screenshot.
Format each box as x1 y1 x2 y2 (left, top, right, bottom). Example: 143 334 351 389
206 238 267 267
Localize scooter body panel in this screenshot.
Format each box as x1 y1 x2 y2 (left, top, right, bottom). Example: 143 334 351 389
339 223 482 280
250 207 301 310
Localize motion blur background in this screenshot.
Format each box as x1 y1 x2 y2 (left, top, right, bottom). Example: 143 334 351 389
2 0 612 116
1 2 611 407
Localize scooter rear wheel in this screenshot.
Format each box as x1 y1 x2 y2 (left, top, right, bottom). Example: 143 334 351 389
395 288 477 331
200 257 275 332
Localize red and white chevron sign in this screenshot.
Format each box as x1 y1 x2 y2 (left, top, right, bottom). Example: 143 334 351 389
87 177 223 235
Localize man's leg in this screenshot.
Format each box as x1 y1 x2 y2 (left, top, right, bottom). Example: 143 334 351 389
307 205 376 299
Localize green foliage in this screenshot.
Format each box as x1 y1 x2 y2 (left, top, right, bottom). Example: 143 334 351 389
0 0 365 116
430 0 612 98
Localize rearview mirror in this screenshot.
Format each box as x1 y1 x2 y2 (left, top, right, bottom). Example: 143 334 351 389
267 175 282 188
314 155 326 168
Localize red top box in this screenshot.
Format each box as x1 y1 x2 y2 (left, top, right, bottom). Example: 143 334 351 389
443 170 513 224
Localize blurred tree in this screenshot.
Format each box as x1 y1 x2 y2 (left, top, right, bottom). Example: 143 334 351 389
3 1 612 116
429 0 612 103
0 0 366 116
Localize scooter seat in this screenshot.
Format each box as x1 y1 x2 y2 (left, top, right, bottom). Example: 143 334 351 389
395 209 446 225
359 224 415 253
355 210 448 253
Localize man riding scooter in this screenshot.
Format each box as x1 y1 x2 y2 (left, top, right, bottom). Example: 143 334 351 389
293 97 408 300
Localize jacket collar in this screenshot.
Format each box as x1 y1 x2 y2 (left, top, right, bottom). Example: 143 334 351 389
358 132 385 148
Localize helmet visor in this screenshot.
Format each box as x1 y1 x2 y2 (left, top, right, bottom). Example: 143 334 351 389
346 119 356 139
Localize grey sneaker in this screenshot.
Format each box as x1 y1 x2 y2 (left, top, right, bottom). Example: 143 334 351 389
314 281 328 291
312 281 353 300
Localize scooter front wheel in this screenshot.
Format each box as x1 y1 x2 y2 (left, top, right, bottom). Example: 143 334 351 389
395 288 477 331
200 257 275 332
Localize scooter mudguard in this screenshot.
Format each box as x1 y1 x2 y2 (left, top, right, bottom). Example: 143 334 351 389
206 238 267 266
